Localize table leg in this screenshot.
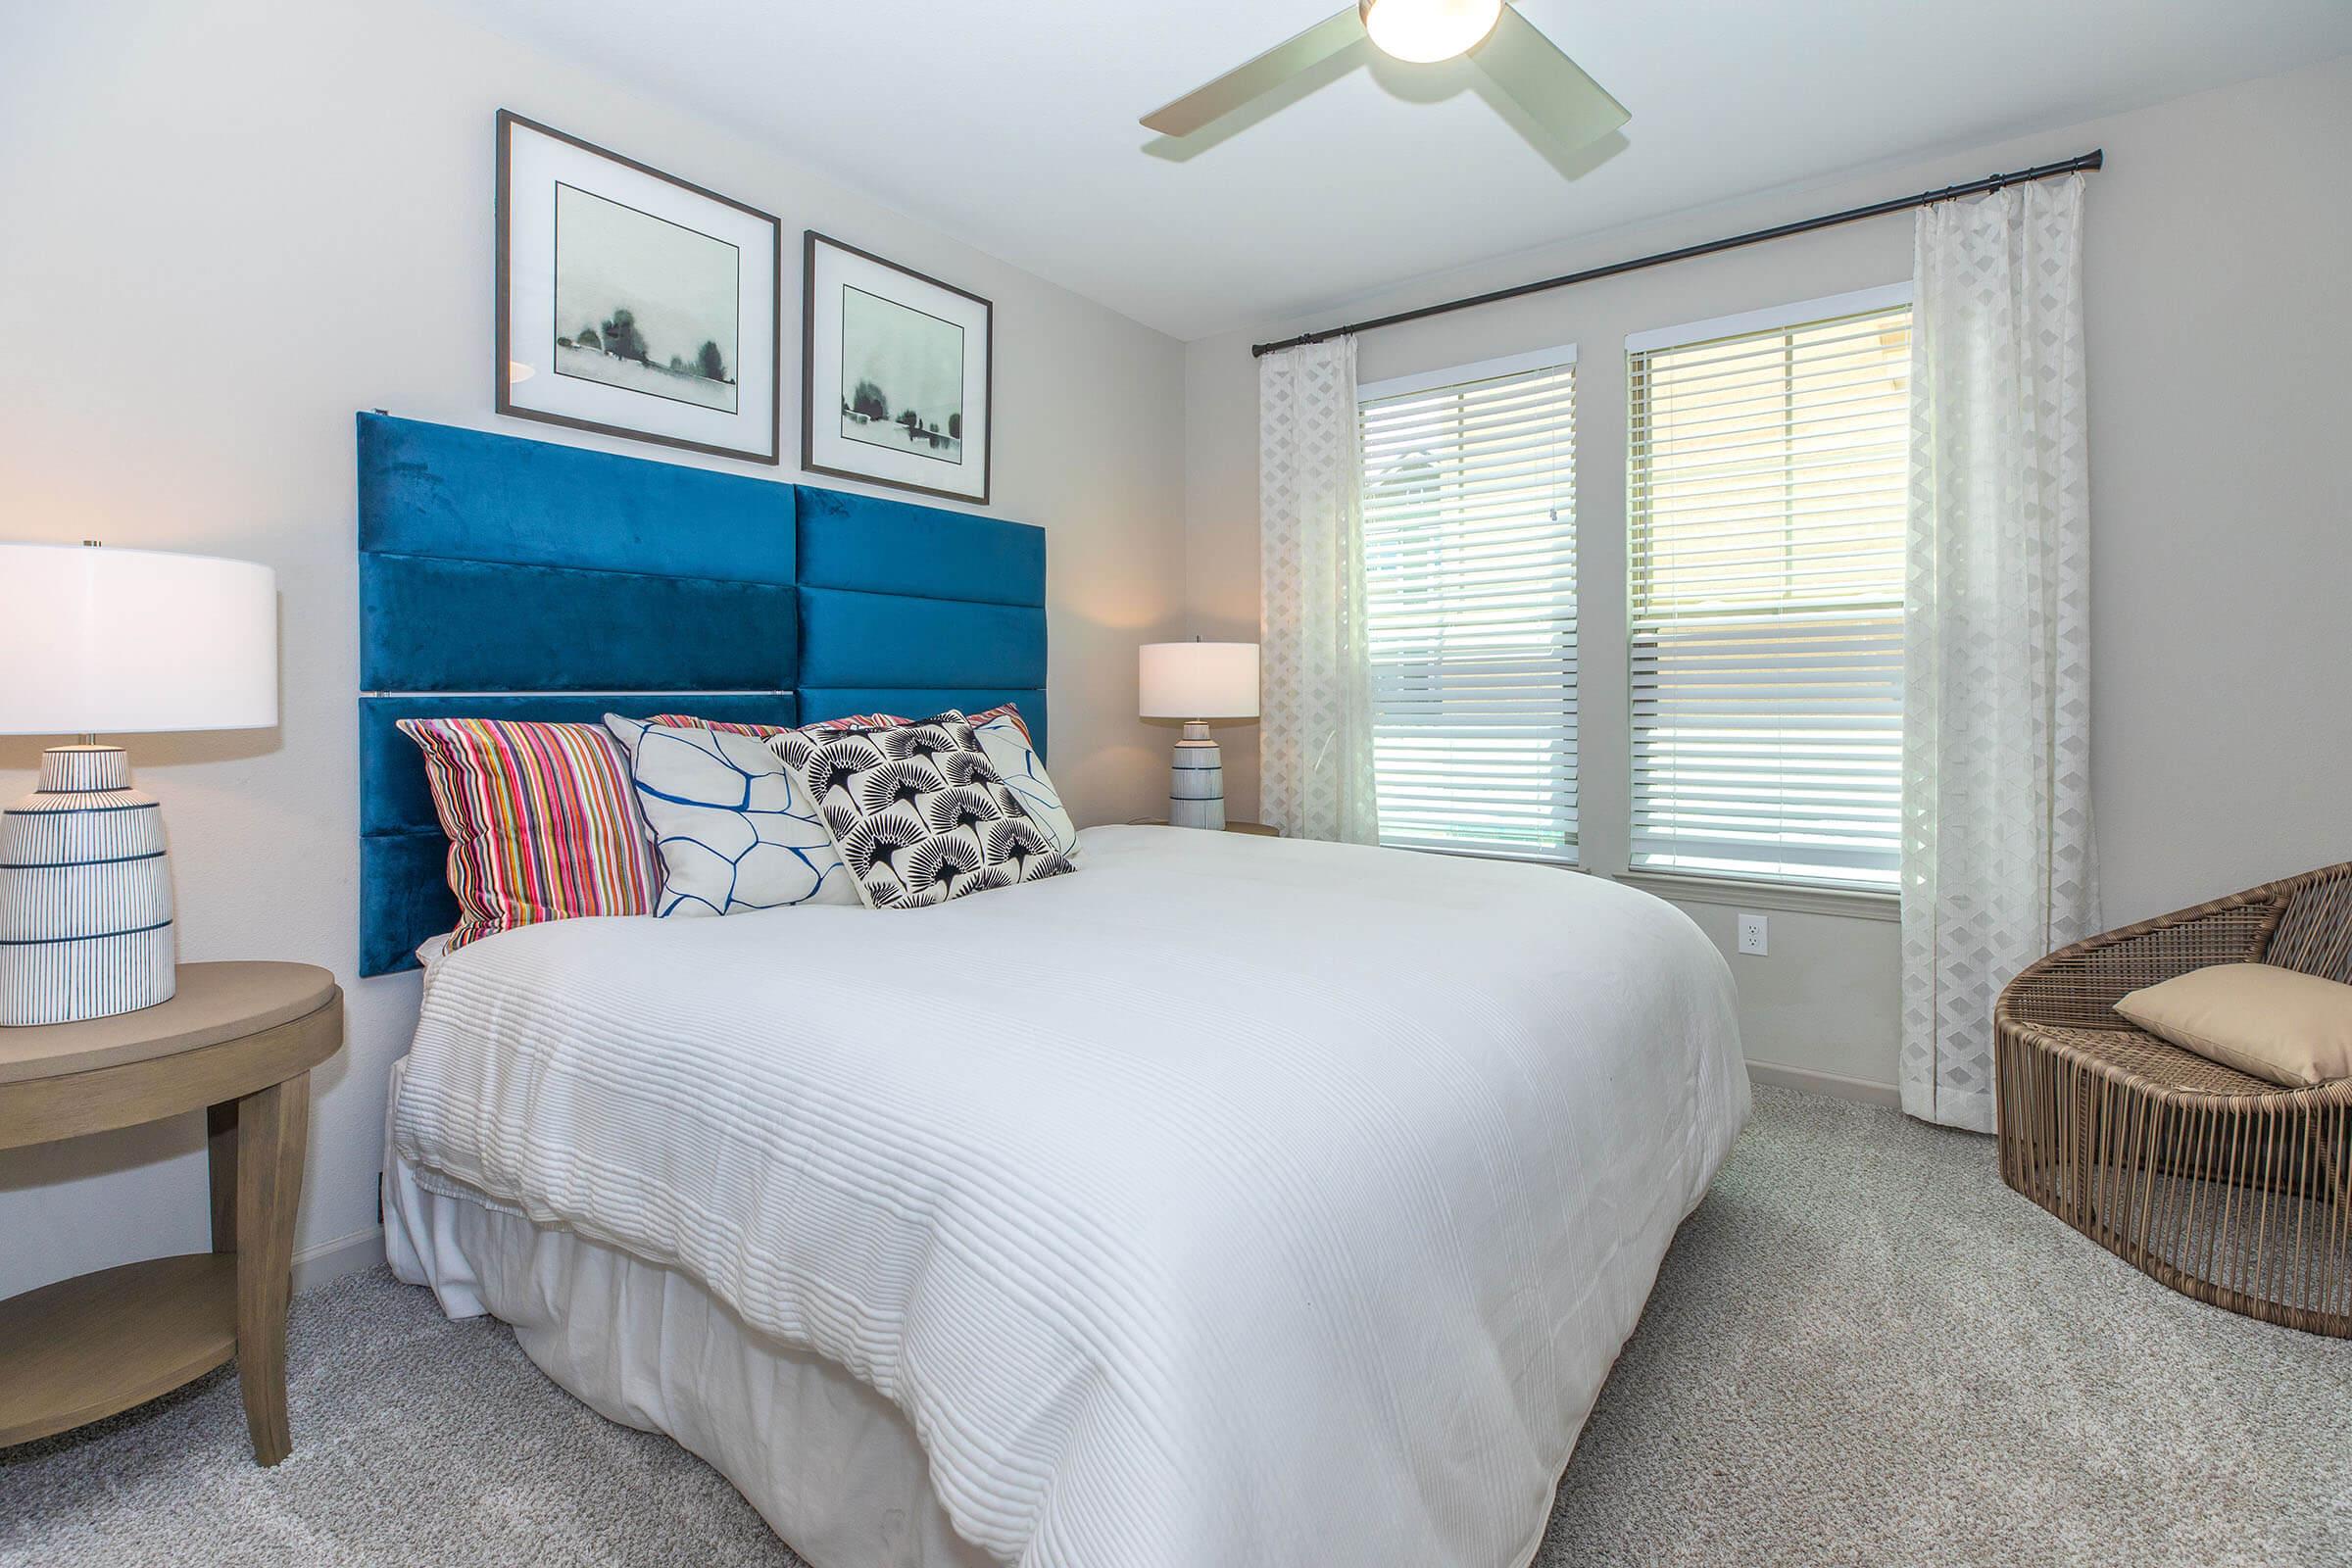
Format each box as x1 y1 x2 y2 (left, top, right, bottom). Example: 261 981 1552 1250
233 1071 309 1466
206 1102 237 1253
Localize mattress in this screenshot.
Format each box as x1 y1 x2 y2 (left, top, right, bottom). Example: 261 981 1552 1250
389 825 1748 1568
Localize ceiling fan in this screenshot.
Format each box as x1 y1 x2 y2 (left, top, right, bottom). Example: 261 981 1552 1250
1141 0 1627 154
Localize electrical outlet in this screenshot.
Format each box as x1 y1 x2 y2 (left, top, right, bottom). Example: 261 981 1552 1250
1737 911 1769 956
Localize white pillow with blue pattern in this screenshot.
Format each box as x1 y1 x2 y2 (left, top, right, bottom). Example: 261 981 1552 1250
604 714 860 914
967 706 1080 860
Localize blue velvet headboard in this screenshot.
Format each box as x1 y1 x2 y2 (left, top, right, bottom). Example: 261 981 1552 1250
357 413 1047 976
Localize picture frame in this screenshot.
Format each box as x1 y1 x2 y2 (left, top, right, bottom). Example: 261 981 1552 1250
802 231 993 505
496 110 781 465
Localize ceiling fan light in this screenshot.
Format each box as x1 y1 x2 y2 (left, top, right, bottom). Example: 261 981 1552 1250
1359 0 1504 64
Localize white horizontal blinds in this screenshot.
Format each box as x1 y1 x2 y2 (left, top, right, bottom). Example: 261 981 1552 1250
1627 297 1911 889
1359 355 1578 862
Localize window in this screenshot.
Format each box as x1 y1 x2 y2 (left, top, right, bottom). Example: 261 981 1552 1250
1626 286 1911 891
1358 349 1579 863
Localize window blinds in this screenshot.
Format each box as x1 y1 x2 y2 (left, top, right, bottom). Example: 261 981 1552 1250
1359 353 1578 863
1627 294 1911 890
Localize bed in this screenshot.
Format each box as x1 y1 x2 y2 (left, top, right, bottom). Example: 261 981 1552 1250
362 415 1749 1568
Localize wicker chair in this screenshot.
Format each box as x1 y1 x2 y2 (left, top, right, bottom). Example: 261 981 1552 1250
1995 862 2352 1337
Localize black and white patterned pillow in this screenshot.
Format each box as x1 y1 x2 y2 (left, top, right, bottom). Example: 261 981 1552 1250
764 713 1074 908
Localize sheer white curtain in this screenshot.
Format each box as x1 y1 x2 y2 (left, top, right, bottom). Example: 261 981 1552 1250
1258 336 1379 844
1900 174 2098 1132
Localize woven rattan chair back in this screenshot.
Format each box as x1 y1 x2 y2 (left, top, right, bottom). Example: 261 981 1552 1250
2264 868 2352 985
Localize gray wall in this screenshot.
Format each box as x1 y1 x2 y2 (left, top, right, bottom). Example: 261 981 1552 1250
1183 55 2352 1094
0 0 1189 1298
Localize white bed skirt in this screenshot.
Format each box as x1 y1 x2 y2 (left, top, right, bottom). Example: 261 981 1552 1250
383 1057 997 1568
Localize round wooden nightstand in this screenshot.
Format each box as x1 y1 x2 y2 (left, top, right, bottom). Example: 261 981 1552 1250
0 962 342 1465
1126 818 1280 837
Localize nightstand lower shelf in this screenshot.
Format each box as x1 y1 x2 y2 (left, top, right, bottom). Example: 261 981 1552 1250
0 1252 238 1446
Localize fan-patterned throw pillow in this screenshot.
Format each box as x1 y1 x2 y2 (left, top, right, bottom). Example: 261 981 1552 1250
605 715 859 915
766 714 1074 909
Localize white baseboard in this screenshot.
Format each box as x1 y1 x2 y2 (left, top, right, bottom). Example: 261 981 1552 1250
292 1225 385 1293
1746 1058 1901 1109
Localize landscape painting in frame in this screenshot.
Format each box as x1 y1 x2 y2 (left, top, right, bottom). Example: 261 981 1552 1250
804 232 993 504
497 111 780 464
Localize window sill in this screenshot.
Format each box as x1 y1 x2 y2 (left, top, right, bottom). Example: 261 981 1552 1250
1612 870 1899 922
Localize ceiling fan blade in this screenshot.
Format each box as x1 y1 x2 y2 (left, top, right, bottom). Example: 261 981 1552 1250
1141 7 1364 137
1467 5 1628 154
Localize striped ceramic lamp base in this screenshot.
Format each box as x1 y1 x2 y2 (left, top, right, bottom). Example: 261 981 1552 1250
0 746 176 1026
1168 720 1226 831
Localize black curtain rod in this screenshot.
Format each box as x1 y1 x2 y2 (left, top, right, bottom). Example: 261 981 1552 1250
1251 149 2104 358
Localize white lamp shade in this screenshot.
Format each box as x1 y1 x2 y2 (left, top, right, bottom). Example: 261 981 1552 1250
1139 641 1260 720
0 543 278 735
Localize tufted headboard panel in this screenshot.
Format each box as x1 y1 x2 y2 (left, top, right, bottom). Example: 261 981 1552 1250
356 413 1046 975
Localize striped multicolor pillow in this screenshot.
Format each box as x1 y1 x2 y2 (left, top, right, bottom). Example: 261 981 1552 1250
397 716 659 953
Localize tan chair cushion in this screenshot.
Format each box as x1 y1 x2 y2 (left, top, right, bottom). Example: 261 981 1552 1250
2114 962 2352 1087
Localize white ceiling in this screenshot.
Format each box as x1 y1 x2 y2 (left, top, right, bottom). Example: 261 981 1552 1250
447 0 2352 340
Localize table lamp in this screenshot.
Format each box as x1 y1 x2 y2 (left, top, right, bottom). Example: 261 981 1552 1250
0 542 278 1026
1139 641 1259 831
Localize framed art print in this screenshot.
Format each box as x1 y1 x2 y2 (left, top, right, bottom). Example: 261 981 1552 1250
803 231 993 505
497 110 780 465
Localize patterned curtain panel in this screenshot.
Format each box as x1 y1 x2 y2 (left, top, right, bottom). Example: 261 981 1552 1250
1258 337 1379 845
1900 175 2098 1132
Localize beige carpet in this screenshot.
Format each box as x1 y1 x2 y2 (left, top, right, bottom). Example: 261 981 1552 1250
5 1088 2347 1567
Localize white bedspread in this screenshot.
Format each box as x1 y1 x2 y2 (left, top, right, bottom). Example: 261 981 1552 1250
392 826 1747 1568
